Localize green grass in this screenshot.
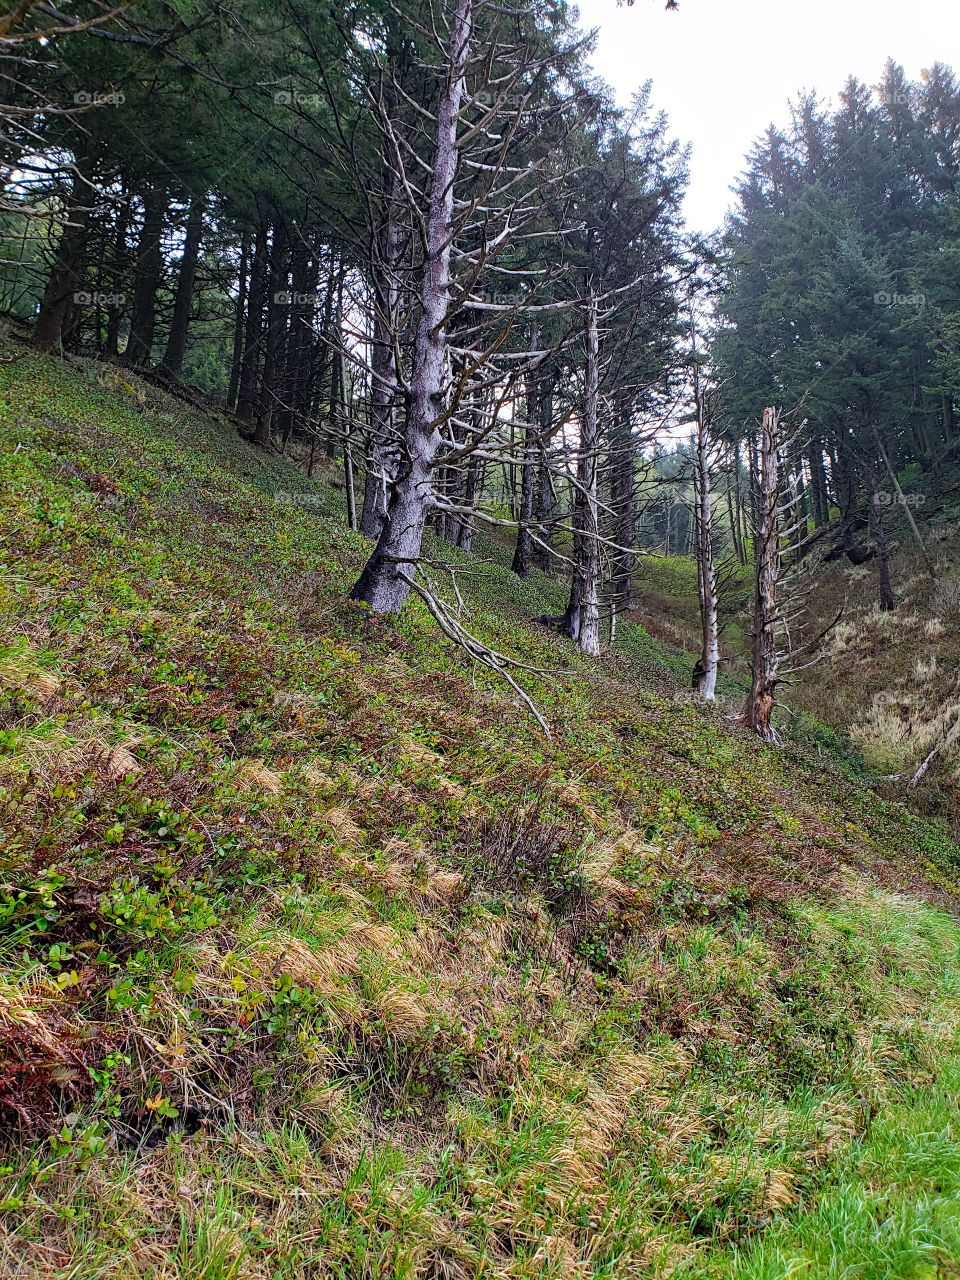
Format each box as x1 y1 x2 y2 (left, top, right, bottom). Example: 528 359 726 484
1 343 960 1276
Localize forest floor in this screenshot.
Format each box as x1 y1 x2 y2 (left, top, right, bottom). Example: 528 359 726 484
3 342 960 1278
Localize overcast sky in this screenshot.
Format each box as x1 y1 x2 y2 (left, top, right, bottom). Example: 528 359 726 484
583 0 960 233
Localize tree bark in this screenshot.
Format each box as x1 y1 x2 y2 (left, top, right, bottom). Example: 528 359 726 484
610 401 637 612
360 181 403 540
693 391 719 700
104 191 132 359
534 378 557 571
869 483 896 611
125 184 167 368
160 196 204 378
255 223 288 447
562 295 601 657
742 407 782 741
33 158 96 353
511 322 540 578
351 0 472 613
236 219 269 425
227 229 250 411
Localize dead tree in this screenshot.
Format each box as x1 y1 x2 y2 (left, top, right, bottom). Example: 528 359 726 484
692 381 719 700
562 295 601 656
351 0 473 612
742 406 783 741
350 0 589 613
511 320 541 578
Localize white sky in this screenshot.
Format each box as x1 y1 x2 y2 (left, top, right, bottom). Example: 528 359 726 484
583 0 960 233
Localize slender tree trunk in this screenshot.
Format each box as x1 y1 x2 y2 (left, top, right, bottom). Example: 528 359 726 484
33 158 96 352
693 391 719 700
511 322 540 577
227 229 250 411
610 402 637 611
876 435 935 582
161 196 204 377
807 440 829 527
104 191 132 359
868 481 896 611
290 253 320 439
563 295 601 657
236 219 269 424
279 243 314 447
360 188 403 540
742 407 782 742
724 446 745 565
456 454 485 552
534 378 557 570
344 360 357 532
255 223 287 446
351 0 473 613
125 184 167 367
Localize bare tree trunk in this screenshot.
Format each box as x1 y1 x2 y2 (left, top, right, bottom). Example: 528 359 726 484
693 390 719 700
869 484 896 612
227 228 250 411
742 407 782 742
455 454 485 552
724 446 744 565
103 191 131 359
236 219 269 425
360 183 403 540
351 0 472 613
161 195 204 378
534 378 557 570
807 440 829 527
344 370 357 531
279 241 312 447
326 268 346 459
125 184 167 368
563 295 601 657
511 322 540 577
610 402 636 612
255 223 286 447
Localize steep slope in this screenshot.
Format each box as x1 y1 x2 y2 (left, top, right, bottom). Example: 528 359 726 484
2 344 960 1278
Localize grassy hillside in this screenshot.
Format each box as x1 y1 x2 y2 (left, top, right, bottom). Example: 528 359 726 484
3 344 960 1278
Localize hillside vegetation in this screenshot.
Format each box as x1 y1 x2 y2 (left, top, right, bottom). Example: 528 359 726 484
3 347 960 1278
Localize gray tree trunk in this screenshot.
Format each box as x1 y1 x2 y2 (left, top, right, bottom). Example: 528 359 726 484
351 0 473 613
692 390 719 700
742 407 782 741
563 295 601 657
511 321 540 578
360 183 403 540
